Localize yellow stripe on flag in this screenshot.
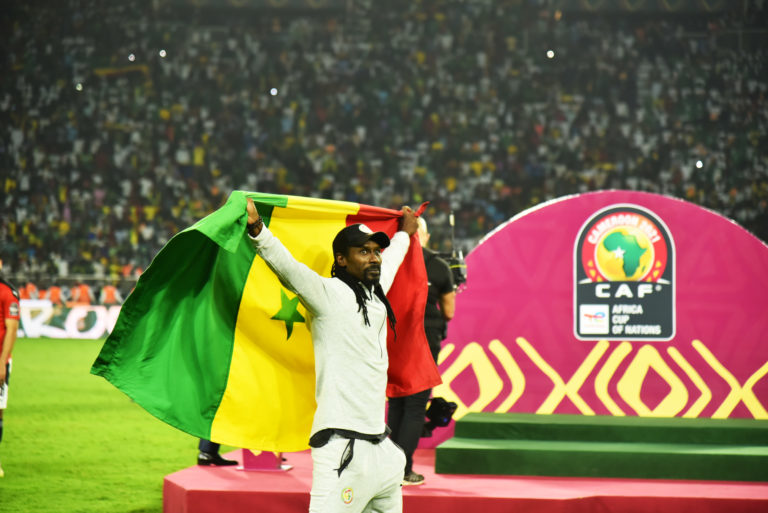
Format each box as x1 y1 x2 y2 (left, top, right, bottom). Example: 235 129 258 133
211 197 360 451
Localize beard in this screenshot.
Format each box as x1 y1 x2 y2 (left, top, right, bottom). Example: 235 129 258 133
362 264 381 286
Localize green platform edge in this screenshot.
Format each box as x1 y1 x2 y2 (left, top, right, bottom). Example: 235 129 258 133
435 413 768 481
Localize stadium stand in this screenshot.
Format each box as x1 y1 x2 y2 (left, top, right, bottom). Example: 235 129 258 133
1 0 766 297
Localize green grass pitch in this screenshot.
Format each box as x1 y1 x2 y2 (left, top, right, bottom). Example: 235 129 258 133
0 337 234 513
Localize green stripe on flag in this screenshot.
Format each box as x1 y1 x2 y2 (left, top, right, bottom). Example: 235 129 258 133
91 193 256 439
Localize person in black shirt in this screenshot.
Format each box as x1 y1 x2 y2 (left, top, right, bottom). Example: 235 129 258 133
387 217 455 486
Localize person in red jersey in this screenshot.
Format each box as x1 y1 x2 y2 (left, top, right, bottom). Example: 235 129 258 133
98 282 124 306
0 259 21 478
69 280 95 306
42 282 67 306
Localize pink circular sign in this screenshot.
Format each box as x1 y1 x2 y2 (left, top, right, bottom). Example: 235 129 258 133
425 191 768 447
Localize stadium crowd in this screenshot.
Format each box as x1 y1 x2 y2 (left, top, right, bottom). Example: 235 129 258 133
1 0 767 296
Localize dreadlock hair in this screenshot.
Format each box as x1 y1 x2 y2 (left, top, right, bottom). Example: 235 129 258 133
331 261 397 338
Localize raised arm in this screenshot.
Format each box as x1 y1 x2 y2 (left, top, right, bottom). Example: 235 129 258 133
245 198 330 313
379 206 418 293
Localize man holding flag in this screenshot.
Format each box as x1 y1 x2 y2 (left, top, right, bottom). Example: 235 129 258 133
92 191 440 510
245 197 417 513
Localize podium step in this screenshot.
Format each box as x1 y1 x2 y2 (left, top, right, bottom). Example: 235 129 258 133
436 413 768 481
453 412 768 445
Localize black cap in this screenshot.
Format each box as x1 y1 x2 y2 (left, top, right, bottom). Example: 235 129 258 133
332 224 390 254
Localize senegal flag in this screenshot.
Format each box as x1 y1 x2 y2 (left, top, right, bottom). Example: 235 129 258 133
91 190 440 452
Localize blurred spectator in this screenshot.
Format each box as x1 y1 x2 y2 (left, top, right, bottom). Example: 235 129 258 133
41 282 67 307
68 280 95 306
99 282 124 306
18 281 39 301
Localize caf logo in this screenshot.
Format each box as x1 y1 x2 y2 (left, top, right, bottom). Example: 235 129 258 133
581 210 669 283
574 204 675 341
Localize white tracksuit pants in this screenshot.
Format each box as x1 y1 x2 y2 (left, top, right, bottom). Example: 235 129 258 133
309 434 406 513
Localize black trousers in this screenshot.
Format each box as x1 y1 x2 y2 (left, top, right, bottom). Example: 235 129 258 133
387 326 445 474
198 439 220 454
387 388 431 474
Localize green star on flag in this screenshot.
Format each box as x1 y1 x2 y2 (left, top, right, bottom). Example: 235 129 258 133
271 288 305 338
